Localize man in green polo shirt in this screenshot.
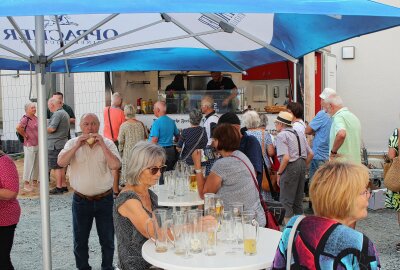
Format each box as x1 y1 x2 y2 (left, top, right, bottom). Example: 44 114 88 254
325 93 361 163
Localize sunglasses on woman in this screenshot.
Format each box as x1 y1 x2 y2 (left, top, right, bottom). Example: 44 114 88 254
147 165 167 175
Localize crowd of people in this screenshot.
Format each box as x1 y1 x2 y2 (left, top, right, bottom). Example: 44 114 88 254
4 81 398 269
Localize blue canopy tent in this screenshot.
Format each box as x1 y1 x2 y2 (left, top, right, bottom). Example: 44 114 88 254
1 1 400 268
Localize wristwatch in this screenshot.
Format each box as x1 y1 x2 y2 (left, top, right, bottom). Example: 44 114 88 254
194 168 202 174
330 150 337 155
277 172 282 176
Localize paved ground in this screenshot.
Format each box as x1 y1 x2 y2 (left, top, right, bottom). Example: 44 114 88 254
10 194 400 270
9 158 400 269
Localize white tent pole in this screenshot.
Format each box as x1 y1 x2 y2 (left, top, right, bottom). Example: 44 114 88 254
56 29 222 60
0 44 30 61
35 15 52 270
47 13 119 61
293 62 297 102
0 55 27 61
7 16 38 58
54 15 70 75
54 19 164 61
164 13 244 72
203 13 298 64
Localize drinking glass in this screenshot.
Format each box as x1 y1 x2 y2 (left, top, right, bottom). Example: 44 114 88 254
242 210 259 256
165 173 175 199
189 173 197 192
204 193 216 216
215 198 224 225
175 175 186 196
233 216 243 251
220 211 235 244
203 220 217 256
229 202 244 218
188 209 203 254
171 211 187 255
145 209 170 253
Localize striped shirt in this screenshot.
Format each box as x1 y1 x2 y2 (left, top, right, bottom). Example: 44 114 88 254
276 127 311 162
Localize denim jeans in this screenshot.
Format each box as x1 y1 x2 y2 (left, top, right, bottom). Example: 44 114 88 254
72 192 114 270
309 159 327 181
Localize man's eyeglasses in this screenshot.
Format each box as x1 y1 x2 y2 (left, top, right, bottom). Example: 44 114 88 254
147 165 167 175
360 188 371 198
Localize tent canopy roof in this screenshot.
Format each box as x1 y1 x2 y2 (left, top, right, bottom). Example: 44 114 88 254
1 0 400 17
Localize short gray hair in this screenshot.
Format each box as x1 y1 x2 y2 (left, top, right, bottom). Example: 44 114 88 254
48 97 62 106
201 96 214 108
80 113 100 124
124 104 136 119
24 102 36 112
242 110 261 129
189 109 203 125
154 101 167 114
111 92 122 106
125 141 166 186
325 94 343 106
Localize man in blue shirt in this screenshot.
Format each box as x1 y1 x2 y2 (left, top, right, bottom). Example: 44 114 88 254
149 101 180 175
305 88 334 180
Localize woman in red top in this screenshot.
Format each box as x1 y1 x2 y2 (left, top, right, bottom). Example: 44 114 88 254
0 150 21 270
16 102 39 192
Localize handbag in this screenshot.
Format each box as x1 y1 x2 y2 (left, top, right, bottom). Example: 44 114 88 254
138 121 148 140
260 130 271 191
286 215 306 270
16 115 30 143
231 154 280 231
384 129 400 192
260 131 280 197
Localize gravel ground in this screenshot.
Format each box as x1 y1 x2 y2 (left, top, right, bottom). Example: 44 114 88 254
10 194 400 270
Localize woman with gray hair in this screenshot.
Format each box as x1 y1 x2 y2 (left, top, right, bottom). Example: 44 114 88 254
16 102 38 192
242 110 275 168
242 110 276 200
118 104 148 184
113 141 166 270
176 109 208 165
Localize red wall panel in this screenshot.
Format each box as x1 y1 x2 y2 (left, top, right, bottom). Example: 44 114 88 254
242 61 294 81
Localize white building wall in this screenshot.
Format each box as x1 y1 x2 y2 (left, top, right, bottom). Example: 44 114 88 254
73 73 105 134
0 70 35 141
0 71 105 142
331 26 400 152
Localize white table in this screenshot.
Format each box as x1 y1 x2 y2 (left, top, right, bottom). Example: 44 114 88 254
154 185 204 211
142 227 282 270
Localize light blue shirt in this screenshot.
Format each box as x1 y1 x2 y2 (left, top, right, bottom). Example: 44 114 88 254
148 115 179 147
309 110 331 160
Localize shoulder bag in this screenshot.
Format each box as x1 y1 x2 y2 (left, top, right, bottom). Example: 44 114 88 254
286 215 306 270
16 115 30 143
135 120 148 140
261 130 279 195
384 128 400 192
231 154 280 231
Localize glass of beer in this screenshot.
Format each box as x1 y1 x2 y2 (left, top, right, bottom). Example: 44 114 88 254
241 210 259 256
189 173 197 192
204 193 216 216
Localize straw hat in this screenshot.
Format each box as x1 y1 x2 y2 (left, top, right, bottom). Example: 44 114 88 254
274 111 294 126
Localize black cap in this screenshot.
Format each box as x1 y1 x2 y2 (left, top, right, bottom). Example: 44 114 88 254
218 112 240 125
